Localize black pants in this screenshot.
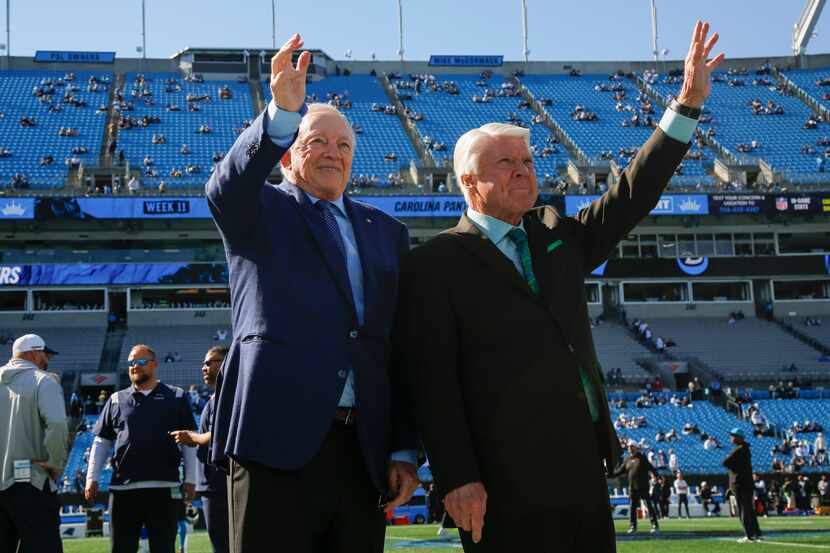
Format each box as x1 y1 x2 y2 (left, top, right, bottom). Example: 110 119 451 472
660 498 670 517
109 488 178 553
459 506 615 553
228 422 385 553
677 493 690 517
735 487 762 539
0 482 63 553
629 490 659 528
201 492 230 553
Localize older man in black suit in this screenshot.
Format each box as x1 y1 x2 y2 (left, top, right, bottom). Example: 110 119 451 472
394 21 724 552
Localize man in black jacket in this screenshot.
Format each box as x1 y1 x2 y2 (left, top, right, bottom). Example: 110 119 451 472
723 428 762 543
613 443 660 534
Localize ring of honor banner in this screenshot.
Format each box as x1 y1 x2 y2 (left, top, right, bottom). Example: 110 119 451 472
0 193 827 222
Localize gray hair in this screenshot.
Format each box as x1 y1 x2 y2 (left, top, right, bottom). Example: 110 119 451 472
453 123 531 195
279 102 356 179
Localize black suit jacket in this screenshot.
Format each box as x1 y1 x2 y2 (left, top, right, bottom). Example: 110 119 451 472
394 128 689 515
612 452 659 493
723 443 753 491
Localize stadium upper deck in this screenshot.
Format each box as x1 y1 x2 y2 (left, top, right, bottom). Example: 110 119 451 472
3 49 830 195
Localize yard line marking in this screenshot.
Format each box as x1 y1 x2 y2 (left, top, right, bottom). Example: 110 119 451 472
751 540 830 549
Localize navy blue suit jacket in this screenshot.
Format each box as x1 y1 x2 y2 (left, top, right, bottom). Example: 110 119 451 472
205 109 416 493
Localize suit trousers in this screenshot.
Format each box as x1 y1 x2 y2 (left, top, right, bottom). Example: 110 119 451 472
458 506 616 553
201 492 230 553
628 490 659 528
228 422 386 553
0 482 63 553
735 487 762 539
109 488 178 553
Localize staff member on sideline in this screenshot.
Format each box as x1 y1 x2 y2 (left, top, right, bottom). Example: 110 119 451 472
171 346 229 553
612 442 660 534
724 428 763 543
85 344 197 553
0 334 68 553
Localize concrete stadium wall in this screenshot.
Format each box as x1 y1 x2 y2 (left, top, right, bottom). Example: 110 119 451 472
622 302 753 320
0 311 107 328
774 300 830 318
127 309 230 327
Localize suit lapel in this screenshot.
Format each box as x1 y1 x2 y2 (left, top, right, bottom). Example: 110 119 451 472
344 196 378 324
449 214 538 302
524 210 577 343
278 181 356 314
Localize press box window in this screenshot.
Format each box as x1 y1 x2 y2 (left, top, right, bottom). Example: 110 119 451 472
773 280 830 301
622 282 688 303
692 282 750 302
0 290 27 311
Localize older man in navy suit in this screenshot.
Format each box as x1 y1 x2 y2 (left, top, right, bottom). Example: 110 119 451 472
206 33 419 553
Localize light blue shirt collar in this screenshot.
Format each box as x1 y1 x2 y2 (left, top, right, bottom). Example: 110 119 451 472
466 208 525 245
293 183 346 218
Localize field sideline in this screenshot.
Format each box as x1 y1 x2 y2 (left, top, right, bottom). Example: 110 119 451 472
62 517 830 552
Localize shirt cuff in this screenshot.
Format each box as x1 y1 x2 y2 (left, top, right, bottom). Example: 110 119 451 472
390 449 419 467
658 107 698 144
265 100 305 148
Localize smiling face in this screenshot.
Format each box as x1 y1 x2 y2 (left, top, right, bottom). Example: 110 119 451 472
281 106 354 201
460 134 537 225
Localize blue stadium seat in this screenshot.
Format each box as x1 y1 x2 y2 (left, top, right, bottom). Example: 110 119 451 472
262 75 419 187
0 70 111 189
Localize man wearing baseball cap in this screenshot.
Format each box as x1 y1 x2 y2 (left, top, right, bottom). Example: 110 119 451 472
0 333 68 552
723 428 762 543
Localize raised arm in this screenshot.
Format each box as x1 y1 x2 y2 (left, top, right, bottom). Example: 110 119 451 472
575 21 724 270
205 33 311 245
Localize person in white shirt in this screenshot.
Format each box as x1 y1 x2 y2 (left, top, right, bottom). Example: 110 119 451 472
704 436 718 450
669 449 679 473
128 176 140 194
674 472 690 518
816 433 826 454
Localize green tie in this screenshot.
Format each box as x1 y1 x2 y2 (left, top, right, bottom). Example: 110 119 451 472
506 227 600 422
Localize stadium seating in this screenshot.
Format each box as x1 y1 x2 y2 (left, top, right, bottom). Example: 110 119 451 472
0 70 111 189
520 74 715 186
796 321 830 349
590 323 653 385
645 317 827 382
118 73 253 189
392 74 570 182
610 397 754 473
780 68 830 113
0 327 106 374
647 72 824 181
263 75 419 186
119 325 231 387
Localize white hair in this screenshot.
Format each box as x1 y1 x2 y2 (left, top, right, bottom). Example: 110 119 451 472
279 102 356 179
453 123 531 194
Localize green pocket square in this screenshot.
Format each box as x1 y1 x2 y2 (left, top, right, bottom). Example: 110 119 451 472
546 240 563 253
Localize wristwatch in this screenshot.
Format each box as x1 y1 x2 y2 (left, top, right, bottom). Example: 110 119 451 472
669 99 701 120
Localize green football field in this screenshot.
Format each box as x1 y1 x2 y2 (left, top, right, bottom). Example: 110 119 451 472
63 516 830 552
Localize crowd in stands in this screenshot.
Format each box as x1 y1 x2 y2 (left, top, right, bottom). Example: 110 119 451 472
629 319 675 353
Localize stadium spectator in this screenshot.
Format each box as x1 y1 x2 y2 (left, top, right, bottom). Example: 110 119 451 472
39 154 54 166
170 346 230 553
180 144 190 155
85 344 197 552
19 116 36 127
0 334 67 553
674 471 691 517
724 428 763 542
207 34 418 552
669 449 679 473
158 180 167 194
612 442 660 535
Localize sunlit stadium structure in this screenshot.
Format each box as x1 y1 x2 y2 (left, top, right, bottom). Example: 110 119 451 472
0 32 829 541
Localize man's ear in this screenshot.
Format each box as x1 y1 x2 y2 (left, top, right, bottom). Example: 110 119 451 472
459 173 475 189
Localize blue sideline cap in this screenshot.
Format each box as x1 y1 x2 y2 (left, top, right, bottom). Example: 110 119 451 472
728 428 745 439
